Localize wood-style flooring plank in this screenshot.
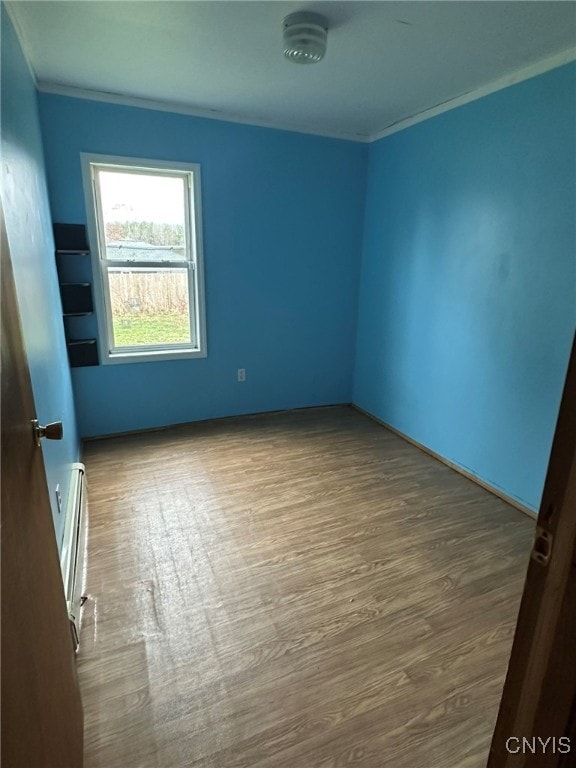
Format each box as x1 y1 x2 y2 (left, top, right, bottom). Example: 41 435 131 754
79 406 533 768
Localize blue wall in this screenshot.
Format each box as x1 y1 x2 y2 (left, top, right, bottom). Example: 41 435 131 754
354 63 576 511
1 7 80 548
38 94 368 437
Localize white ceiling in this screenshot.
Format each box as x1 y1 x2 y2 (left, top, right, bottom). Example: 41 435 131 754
8 1 576 141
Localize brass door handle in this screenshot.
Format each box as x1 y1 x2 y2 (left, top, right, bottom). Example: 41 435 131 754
32 419 63 447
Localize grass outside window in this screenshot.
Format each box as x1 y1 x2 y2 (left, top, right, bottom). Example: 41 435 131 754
112 313 190 347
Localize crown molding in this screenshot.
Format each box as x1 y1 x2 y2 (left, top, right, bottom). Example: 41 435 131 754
35 82 371 144
27 40 576 146
4 1 38 85
368 46 576 143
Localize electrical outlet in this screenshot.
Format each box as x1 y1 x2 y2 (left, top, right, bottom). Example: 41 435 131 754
237 368 246 382
55 484 62 514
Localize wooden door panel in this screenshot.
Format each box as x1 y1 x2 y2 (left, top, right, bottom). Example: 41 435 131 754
1 204 83 767
488 335 576 767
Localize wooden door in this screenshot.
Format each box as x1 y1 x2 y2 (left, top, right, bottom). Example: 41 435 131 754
488 334 576 767
1 204 84 767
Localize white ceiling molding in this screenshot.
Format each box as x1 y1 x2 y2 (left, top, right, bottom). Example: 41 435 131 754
36 44 576 146
370 46 576 143
34 81 371 143
4 0 38 86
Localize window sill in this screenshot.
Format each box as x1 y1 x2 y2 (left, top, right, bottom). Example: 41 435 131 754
102 347 207 365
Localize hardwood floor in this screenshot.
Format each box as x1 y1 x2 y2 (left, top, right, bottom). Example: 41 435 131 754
79 406 534 768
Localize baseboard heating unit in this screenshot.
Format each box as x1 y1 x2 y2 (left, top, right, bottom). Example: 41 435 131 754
60 462 88 651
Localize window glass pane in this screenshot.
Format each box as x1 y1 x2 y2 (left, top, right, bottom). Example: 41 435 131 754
98 170 188 262
108 268 191 348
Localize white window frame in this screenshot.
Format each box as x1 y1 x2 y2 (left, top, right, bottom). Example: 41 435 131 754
81 153 207 364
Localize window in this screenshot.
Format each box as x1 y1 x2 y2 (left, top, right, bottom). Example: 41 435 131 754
82 154 206 363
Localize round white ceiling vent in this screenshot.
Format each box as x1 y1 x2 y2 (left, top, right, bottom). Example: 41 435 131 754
283 12 328 64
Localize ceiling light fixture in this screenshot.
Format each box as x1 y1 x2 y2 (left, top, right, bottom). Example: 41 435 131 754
283 12 328 64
